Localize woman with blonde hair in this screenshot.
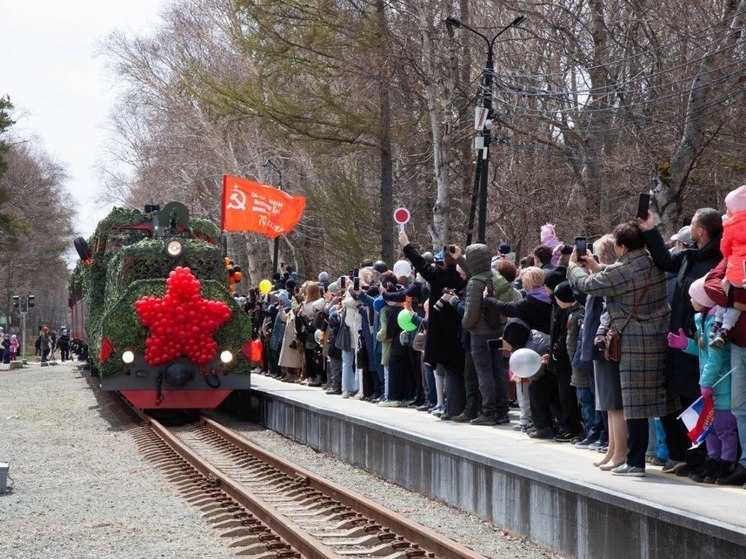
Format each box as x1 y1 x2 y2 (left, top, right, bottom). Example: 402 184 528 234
483 266 552 334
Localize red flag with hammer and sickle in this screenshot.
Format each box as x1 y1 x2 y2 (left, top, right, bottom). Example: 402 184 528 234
221 175 306 239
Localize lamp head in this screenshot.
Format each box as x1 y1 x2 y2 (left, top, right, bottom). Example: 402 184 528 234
511 15 527 27
444 16 461 28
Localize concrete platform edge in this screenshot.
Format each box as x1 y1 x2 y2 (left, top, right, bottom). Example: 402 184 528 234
248 389 746 559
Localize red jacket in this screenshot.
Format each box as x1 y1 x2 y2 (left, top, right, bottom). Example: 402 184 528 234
704 258 746 346
721 211 746 283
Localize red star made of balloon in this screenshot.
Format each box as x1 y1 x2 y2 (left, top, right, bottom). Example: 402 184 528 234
134 267 232 367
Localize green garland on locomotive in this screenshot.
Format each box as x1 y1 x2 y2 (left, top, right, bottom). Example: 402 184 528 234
72 203 251 380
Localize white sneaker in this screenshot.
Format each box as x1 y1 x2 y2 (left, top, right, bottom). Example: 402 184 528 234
341 391 351 399
430 405 444 417
377 400 401 407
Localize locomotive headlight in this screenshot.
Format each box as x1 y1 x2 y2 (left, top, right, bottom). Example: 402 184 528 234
166 240 183 257
122 350 135 364
220 350 233 364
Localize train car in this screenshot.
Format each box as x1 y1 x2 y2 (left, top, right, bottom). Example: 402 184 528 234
69 202 252 409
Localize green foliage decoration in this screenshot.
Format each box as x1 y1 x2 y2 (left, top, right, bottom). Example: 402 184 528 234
99 279 252 379
72 204 249 378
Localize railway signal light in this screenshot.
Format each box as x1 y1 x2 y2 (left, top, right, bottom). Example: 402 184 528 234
27 295 35 309
12 296 20 308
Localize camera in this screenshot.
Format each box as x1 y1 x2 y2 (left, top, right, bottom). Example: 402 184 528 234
433 288 454 311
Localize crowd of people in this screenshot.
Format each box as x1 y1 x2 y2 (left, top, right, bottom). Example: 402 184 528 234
236 184 746 486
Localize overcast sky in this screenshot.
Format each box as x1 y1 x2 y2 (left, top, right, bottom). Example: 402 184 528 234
0 0 166 239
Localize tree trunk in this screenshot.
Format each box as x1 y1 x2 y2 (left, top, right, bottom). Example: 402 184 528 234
416 0 454 251
376 0 394 264
656 0 744 233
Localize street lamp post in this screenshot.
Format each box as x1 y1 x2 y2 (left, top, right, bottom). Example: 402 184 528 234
445 15 526 244
12 294 34 363
262 159 283 274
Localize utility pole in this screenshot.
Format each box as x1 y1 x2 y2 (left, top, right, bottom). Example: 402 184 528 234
12 294 34 363
445 15 526 244
262 159 283 274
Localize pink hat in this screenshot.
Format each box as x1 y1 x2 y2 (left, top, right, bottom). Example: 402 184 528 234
724 185 746 213
688 277 716 309
540 223 558 244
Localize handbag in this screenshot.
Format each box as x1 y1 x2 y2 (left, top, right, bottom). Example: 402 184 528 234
604 264 653 362
412 322 427 352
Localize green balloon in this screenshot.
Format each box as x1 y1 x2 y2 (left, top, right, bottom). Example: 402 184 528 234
397 309 417 332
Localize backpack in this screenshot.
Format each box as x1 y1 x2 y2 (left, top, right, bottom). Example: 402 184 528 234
473 272 512 330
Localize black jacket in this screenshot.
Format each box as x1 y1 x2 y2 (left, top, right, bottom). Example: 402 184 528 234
403 243 465 369
483 295 552 334
642 227 722 397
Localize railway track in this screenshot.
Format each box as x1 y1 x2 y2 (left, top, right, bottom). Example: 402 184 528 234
135 413 487 559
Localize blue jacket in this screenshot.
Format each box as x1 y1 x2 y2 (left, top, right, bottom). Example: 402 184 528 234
683 312 732 410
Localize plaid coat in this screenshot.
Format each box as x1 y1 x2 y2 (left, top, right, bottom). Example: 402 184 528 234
568 249 679 419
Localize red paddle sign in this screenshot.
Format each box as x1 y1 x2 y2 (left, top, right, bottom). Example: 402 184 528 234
394 207 410 230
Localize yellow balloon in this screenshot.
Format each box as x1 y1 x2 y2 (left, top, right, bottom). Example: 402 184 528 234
259 279 272 294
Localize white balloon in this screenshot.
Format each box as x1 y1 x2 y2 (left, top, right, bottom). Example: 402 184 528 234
314 329 323 345
392 259 412 277
509 348 543 379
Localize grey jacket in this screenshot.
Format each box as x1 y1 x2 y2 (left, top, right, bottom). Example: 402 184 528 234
461 244 500 334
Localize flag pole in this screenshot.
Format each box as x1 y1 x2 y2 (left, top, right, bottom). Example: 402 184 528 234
677 367 735 420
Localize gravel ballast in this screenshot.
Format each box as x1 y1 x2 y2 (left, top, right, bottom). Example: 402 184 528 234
0 362 236 559
0 361 563 558
211 409 565 559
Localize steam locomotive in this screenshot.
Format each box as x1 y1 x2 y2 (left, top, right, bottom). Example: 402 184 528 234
69 202 252 409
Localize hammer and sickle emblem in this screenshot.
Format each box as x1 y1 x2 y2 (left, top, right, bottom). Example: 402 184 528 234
226 186 247 211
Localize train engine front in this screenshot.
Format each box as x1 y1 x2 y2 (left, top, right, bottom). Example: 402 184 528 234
72 202 252 409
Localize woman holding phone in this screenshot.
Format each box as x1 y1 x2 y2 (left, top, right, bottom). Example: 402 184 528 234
568 221 677 477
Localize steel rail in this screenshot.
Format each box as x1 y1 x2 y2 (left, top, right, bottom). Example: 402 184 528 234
201 416 488 559
146 416 342 559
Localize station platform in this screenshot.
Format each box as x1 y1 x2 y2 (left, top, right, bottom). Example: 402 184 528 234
245 375 745 559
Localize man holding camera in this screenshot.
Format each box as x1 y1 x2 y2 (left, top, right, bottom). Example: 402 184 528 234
399 230 467 419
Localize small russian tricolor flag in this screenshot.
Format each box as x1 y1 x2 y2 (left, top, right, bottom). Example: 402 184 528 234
678 394 715 448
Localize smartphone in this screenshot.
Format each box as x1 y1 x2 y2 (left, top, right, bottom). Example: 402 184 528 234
637 193 651 220
340 276 346 289
487 338 502 350
353 268 359 278
561 244 574 255
443 245 448 256
575 237 587 257
683 216 693 227
353 277 360 290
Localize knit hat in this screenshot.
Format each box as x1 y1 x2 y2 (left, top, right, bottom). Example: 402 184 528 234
725 185 746 213
544 268 566 291
318 271 329 283
373 260 388 273
501 319 531 350
540 224 558 244
498 243 511 255
688 277 716 309
554 281 575 304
